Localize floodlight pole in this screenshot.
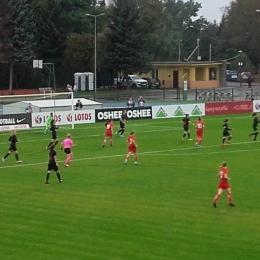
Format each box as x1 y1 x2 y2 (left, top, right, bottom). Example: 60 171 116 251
86 13 105 101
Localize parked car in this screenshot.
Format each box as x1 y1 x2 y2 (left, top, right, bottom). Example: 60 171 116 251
237 72 254 83
142 77 161 88
114 75 148 89
226 70 238 82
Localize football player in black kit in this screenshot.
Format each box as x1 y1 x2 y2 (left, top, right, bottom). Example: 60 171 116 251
222 119 232 146
2 130 22 163
116 110 127 137
45 144 64 184
46 119 59 149
181 114 193 140
249 112 260 141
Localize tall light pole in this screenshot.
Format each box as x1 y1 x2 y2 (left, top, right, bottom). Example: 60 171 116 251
178 39 182 62
86 13 105 100
187 25 206 61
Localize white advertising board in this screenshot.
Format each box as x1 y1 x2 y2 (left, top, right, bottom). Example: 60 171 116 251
0 124 30 131
31 110 95 127
152 104 205 119
253 100 260 112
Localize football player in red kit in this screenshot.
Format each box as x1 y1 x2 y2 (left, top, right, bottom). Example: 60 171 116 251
213 162 235 208
103 119 113 147
195 116 205 147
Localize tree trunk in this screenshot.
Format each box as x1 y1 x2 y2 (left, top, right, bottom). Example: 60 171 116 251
9 61 13 95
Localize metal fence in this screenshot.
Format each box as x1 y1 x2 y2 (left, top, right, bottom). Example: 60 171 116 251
85 88 183 103
195 87 260 102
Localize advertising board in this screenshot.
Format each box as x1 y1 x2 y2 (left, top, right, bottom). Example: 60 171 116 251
152 104 205 119
0 113 31 127
31 110 95 127
95 107 152 122
205 101 253 115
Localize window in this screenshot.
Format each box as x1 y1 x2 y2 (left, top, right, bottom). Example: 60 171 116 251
209 69 216 80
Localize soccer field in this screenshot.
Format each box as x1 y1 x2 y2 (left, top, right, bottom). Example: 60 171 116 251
1 113 260 260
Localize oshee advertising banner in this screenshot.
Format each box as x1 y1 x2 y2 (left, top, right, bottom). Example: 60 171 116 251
152 104 205 119
0 113 31 126
31 110 95 127
95 107 152 122
205 101 253 115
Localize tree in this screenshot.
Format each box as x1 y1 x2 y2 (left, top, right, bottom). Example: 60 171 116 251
64 33 94 72
0 0 11 62
106 0 151 79
219 0 260 68
0 0 36 94
137 0 176 61
162 0 204 61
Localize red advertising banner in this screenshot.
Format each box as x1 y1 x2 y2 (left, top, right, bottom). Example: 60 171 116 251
205 101 253 115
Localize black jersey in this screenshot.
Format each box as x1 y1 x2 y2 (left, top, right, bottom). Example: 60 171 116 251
182 117 190 126
222 123 231 134
253 117 260 128
121 113 126 123
49 150 57 163
9 135 18 145
50 124 58 132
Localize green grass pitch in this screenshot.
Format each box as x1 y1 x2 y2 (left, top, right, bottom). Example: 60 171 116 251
1 113 260 260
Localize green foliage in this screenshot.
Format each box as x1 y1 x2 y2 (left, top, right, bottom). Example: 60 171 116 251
0 0 36 93
1 114 260 259
137 0 175 61
0 0 12 62
230 53 256 74
32 0 94 59
32 0 66 59
0 0 35 63
64 33 94 71
218 0 260 67
163 0 205 61
106 0 151 74
9 0 36 63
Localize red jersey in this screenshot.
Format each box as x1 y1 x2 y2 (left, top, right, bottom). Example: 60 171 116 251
105 121 113 137
127 134 137 153
218 167 230 189
196 120 204 133
127 135 136 147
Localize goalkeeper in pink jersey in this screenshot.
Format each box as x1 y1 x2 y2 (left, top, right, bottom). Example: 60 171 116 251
60 133 75 167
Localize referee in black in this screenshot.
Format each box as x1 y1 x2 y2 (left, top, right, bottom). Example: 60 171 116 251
181 114 193 141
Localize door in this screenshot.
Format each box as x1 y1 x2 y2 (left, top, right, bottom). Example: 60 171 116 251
173 70 179 88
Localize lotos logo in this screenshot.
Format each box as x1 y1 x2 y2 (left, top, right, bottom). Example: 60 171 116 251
255 103 260 110
67 114 72 122
35 115 43 124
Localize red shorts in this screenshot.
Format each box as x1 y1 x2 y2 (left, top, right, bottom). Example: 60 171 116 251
128 146 137 153
105 132 112 138
196 131 203 137
218 182 230 189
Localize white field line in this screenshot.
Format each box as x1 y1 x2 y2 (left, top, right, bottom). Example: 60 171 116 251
0 114 252 136
0 141 258 170
0 127 182 145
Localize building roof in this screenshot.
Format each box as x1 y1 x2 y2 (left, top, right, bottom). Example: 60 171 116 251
151 61 223 66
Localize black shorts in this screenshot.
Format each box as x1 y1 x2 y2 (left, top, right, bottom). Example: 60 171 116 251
9 145 17 152
120 122 125 128
64 148 71 154
253 126 258 131
52 131 58 139
223 131 230 137
47 162 58 171
183 126 189 132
